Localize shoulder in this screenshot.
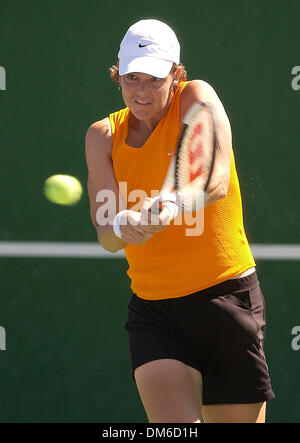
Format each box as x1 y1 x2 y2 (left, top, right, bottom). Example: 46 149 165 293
180 80 226 122
181 79 219 101
85 117 112 158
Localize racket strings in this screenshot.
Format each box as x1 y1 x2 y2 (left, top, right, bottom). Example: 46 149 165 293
175 103 217 210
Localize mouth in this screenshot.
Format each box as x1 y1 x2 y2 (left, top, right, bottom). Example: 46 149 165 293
134 99 152 106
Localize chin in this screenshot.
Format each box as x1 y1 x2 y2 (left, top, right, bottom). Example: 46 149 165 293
131 106 154 120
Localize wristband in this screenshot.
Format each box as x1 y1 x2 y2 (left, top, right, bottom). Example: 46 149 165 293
112 210 133 239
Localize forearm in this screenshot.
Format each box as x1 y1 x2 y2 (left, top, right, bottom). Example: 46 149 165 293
96 208 157 252
97 225 128 253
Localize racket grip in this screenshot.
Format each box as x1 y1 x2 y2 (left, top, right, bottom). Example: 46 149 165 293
150 193 176 214
151 195 161 215
160 190 177 203
150 195 179 221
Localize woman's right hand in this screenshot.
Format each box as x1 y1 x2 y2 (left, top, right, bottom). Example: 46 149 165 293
119 196 178 244
118 209 160 245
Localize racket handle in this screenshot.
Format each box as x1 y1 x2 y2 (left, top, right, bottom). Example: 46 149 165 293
150 195 179 221
151 193 176 214
151 195 161 215
160 190 177 203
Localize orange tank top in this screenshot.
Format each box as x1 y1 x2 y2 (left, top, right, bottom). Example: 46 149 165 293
109 82 255 300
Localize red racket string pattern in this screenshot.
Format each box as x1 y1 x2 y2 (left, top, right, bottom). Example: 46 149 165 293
188 122 204 183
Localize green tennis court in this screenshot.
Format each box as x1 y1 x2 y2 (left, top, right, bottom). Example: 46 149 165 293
0 0 299 423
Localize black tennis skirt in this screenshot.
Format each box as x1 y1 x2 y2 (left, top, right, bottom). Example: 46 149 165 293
125 271 275 405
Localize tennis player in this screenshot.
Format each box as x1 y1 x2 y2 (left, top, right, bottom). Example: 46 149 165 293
85 19 275 423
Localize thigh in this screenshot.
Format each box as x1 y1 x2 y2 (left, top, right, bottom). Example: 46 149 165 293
134 358 203 423
202 402 266 423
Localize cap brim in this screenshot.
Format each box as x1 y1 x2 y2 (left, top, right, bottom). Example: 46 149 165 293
119 56 173 78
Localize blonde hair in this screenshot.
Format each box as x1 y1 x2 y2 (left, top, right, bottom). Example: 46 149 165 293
109 62 187 87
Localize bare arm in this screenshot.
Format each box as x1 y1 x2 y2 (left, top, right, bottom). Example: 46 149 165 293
85 118 127 252
85 118 157 253
180 80 233 207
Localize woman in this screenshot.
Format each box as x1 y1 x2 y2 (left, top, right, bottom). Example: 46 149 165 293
85 19 274 423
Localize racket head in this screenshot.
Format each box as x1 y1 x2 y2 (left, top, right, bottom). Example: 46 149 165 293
175 102 217 211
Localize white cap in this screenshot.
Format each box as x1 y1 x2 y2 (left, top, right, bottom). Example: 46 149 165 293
118 19 180 78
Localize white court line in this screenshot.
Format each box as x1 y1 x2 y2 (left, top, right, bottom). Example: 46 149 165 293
0 242 299 260
0 242 125 258
251 244 300 260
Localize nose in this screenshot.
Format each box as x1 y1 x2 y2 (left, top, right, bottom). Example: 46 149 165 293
136 80 150 96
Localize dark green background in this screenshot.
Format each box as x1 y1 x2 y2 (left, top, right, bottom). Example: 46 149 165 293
0 0 299 422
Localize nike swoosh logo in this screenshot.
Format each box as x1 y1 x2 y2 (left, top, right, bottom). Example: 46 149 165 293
139 43 151 48
168 151 176 156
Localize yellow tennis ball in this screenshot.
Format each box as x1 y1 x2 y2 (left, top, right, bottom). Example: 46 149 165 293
44 174 83 205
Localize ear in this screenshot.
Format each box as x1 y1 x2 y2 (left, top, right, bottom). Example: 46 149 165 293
173 65 182 84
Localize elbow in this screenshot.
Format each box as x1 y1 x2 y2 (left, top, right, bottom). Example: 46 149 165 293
216 173 230 200
217 183 228 200
205 177 229 207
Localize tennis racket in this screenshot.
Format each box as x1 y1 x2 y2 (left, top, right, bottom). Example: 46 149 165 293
153 101 217 214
